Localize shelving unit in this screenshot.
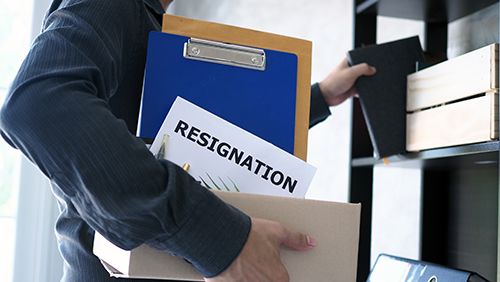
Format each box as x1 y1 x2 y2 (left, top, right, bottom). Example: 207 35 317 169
352 141 499 168
351 0 499 281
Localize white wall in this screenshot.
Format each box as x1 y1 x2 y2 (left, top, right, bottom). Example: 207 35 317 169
171 0 354 203
371 165 422 264
448 2 499 58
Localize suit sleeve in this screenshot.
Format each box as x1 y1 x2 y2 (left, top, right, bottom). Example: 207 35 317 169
309 83 332 128
0 0 250 277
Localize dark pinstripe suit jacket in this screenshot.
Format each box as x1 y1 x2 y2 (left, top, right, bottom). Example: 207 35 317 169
0 0 330 281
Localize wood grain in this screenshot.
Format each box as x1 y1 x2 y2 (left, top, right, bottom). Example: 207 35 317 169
407 44 498 112
406 92 498 151
490 90 499 139
162 14 312 161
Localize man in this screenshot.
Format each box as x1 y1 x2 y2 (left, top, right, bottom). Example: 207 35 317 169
0 0 375 281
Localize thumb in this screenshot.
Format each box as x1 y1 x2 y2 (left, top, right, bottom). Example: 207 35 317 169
348 62 376 78
281 230 317 251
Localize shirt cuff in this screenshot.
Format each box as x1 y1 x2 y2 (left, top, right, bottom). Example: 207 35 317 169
147 162 251 278
309 83 332 128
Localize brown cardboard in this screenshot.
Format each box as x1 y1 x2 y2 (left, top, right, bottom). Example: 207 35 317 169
93 191 361 281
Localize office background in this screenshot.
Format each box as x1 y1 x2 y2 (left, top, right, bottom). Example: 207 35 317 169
0 0 498 281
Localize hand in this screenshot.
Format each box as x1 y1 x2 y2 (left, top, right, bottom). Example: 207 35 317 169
319 57 376 106
205 217 316 282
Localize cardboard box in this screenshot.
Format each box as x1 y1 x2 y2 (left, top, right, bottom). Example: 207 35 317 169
93 191 361 281
406 44 499 151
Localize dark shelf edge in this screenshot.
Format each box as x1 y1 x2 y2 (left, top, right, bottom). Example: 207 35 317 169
352 156 377 167
356 0 378 14
373 0 498 23
352 141 500 167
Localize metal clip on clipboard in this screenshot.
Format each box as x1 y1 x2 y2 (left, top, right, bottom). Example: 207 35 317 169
183 38 266 71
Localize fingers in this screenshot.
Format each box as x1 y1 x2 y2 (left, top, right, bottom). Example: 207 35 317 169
344 87 358 98
337 56 376 77
349 62 376 78
349 63 377 78
208 218 301 282
280 227 317 251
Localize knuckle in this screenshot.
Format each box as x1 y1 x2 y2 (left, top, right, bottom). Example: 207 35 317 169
352 63 369 73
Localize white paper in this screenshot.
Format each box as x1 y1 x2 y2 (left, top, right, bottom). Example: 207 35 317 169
149 97 316 198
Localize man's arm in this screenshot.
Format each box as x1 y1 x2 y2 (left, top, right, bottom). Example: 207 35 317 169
0 0 250 277
309 57 376 127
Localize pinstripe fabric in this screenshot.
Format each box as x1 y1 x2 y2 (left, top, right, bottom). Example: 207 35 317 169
0 0 251 280
310 83 332 127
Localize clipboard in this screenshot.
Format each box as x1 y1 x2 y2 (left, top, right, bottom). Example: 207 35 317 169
138 14 312 161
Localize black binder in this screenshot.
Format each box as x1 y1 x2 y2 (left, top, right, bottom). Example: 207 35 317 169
367 254 490 282
347 36 424 158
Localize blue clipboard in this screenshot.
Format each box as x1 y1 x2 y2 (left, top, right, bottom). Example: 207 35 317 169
138 31 298 155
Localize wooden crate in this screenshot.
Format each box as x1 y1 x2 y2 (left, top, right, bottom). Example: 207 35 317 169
407 92 498 151
406 44 499 152
407 44 498 111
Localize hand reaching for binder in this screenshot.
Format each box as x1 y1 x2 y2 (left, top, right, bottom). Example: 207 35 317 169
205 217 316 282
319 57 376 106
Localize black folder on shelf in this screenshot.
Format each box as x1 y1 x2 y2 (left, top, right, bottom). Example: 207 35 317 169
367 254 490 282
347 36 424 158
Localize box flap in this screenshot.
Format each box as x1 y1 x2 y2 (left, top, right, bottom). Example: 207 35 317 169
93 232 132 276
99 260 126 278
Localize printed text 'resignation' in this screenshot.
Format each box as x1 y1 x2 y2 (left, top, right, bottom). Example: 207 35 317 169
173 119 298 194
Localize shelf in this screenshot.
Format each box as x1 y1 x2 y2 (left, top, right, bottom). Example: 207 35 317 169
352 0 500 280
352 141 499 168
356 0 497 22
